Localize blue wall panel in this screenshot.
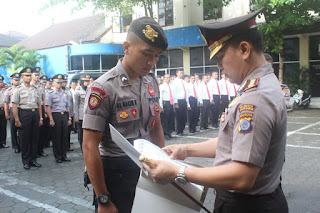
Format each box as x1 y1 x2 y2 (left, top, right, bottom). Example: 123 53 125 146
165 25 205 48
70 43 124 56
39 47 66 77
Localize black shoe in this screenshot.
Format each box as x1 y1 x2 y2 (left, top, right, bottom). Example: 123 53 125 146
62 157 71 162
177 133 184 136
200 127 206 130
41 152 48 157
0 144 9 149
30 162 42 167
45 144 51 148
189 130 195 133
164 135 170 140
67 148 74 151
23 164 30 170
56 159 62 163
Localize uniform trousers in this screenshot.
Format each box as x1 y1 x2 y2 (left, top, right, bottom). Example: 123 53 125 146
160 101 174 137
0 107 7 145
38 105 48 155
188 97 198 132
77 120 83 152
210 95 221 127
214 185 288 213
9 108 19 149
200 100 210 129
220 95 229 114
66 113 72 149
94 156 140 213
175 99 188 134
52 112 68 160
18 109 39 164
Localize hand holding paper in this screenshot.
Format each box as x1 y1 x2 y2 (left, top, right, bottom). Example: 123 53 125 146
162 144 189 160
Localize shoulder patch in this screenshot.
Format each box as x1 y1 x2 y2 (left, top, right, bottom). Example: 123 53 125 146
239 104 256 113
88 93 102 109
91 87 107 98
238 113 253 134
243 78 259 92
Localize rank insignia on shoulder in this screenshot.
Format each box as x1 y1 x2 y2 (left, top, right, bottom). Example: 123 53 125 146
119 110 129 119
238 113 253 134
148 84 155 96
91 87 107 98
228 96 240 109
151 117 156 128
154 104 160 114
130 109 137 118
88 93 102 109
239 104 256 113
243 78 259 92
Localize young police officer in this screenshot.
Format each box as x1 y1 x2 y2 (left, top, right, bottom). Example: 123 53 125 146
82 17 167 213
142 9 288 213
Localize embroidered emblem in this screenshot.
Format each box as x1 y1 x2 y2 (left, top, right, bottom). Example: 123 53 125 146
282 89 287 95
120 74 129 84
220 112 225 123
148 84 155 96
239 104 256 113
142 25 158 42
151 117 156 127
88 93 102 109
238 113 253 134
91 87 107 98
154 104 160 114
243 78 259 92
119 111 129 119
130 109 137 118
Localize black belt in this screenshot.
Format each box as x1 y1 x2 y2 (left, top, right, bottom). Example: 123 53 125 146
21 108 37 112
52 112 67 115
216 185 281 200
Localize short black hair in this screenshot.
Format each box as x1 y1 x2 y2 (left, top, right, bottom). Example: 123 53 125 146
229 29 264 54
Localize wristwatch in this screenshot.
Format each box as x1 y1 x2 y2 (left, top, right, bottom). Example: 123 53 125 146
175 166 187 185
98 193 110 205
40 118 43 120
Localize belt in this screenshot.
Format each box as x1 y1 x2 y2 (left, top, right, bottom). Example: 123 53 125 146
216 185 281 200
52 112 66 115
0 107 4 111
21 108 37 112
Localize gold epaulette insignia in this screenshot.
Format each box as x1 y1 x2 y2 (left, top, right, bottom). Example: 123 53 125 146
243 78 259 92
228 95 240 109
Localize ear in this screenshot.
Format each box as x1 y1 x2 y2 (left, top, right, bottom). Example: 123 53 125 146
239 41 251 60
123 41 130 55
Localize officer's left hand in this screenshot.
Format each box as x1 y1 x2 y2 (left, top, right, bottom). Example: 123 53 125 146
39 120 43 127
141 160 179 184
5 115 10 120
188 106 191 110
68 119 71 126
210 101 215 105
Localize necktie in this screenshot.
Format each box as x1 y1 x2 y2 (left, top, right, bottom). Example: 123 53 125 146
225 80 229 97
205 83 211 99
216 80 220 95
233 84 237 96
193 85 197 99
168 84 173 105
181 79 186 99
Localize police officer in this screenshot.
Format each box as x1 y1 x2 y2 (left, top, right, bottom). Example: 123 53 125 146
219 72 230 113
12 67 43 170
142 9 288 213
187 75 199 133
44 78 53 148
209 70 221 128
46 74 71 163
74 74 90 151
31 67 48 157
62 74 74 151
0 75 9 149
4 73 21 152
82 17 167 213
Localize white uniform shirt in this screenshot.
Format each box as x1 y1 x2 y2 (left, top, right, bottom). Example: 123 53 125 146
159 83 174 108
198 81 212 104
172 77 189 106
208 78 221 96
219 79 230 100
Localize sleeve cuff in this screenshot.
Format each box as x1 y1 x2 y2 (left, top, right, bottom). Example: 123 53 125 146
82 114 106 132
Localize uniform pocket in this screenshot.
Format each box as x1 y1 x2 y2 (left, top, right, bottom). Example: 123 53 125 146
217 119 232 152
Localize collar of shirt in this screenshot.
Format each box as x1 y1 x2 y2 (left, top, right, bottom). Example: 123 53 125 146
241 63 273 85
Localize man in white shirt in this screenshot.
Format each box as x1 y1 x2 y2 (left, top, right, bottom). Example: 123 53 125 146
159 74 174 140
172 70 190 136
219 72 230 114
198 74 213 130
227 78 239 101
187 76 199 133
209 71 221 128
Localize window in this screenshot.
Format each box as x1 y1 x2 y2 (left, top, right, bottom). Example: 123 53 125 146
158 0 173 27
113 15 133 33
310 35 320 61
102 55 119 70
283 38 299 61
155 49 183 75
190 46 219 77
71 56 82 70
203 0 222 20
84 55 100 70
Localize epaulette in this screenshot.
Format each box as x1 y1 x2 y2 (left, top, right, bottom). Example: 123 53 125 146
240 78 259 93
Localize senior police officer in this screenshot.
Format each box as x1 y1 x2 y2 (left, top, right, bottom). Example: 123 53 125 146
82 16 167 213
142 9 288 213
0 75 9 149
46 74 72 163
4 73 21 152
74 74 90 151
12 67 43 170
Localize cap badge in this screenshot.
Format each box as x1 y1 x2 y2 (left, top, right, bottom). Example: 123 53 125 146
58 75 62 79
26 68 31 73
142 25 158 42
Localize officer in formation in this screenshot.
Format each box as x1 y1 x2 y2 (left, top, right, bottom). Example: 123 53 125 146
62 74 74 151
208 70 221 128
143 8 288 213
46 74 71 163
0 75 9 149
44 78 53 148
12 67 43 170
187 75 198 133
4 73 21 152
198 74 213 130
82 17 166 213
74 74 90 151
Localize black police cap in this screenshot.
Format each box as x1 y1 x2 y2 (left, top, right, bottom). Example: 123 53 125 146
52 74 64 83
80 74 90 81
32 67 41 73
10 73 20 80
20 67 33 76
40 75 48 81
198 8 264 59
129 17 168 51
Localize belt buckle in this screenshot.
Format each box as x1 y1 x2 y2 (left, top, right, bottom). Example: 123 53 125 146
61 112 64 115
32 109 35 112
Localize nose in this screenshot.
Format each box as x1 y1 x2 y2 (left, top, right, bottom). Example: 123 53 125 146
147 55 158 67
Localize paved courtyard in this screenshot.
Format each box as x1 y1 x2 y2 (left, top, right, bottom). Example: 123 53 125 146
0 109 320 213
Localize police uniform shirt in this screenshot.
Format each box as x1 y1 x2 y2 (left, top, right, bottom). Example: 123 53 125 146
12 83 40 109
0 88 6 108
214 63 287 195
82 59 160 157
159 83 174 108
172 77 190 106
4 87 16 108
208 79 221 96
198 81 212 104
64 87 74 117
74 87 86 120
46 88 69 112
31 82 46 105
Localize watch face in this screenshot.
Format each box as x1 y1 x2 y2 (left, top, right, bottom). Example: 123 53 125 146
99 194 109 203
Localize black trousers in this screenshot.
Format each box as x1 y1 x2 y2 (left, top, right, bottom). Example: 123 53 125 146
78 120 83 152
188 97 198 132
0 107 7 145
52 112 68 160
18 109 39 164
175 99 188 134
66 113 72 149
160 101 174 136
214 186 288 213
9 108 18 149
38 105 48 154
200 100 210 128
210 95 221 126
94 157 140 213
220 95 229 114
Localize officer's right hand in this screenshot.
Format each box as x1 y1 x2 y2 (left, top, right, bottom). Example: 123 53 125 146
199 103 203 107
98 201 118 213
15 120 22 128
5 115 10 120
162 144 188 160
161 107 164 113
50 119 55 127
175 103 179 109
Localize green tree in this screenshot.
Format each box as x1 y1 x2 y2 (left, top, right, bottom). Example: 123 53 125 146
197 0 234 20
22 50 47 68
250 0 320 84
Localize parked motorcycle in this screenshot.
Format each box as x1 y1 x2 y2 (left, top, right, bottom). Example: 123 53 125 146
292 89 311 109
